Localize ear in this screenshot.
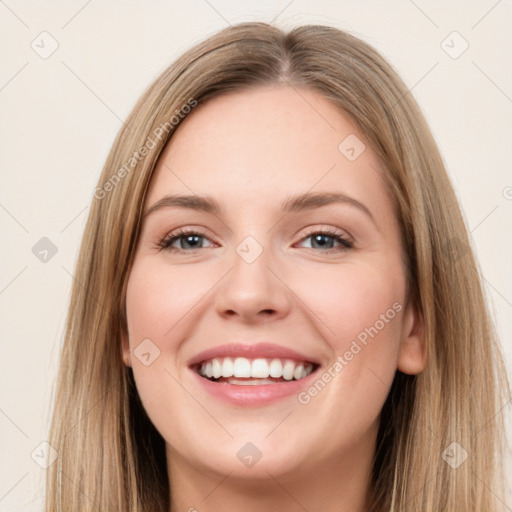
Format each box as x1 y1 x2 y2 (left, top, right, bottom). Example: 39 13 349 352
397 300 427 375
121 329 132 367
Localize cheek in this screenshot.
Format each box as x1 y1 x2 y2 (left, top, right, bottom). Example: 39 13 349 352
288 261 405 441
292 260 405 371
124 258 214 432
125 258 209 344
124 258 203 385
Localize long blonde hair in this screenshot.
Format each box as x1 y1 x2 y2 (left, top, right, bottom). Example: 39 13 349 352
45 22 509 511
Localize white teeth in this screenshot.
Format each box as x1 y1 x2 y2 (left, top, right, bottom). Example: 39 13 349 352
233 357 251 378
221 357 234 377
198 356 314 382
212 358 222 379
269 359 283 378
251 358 269 378
205 361 213 378
293 363 305 380
282 360 296 381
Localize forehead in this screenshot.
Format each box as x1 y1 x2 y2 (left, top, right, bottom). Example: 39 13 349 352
145 85 391 221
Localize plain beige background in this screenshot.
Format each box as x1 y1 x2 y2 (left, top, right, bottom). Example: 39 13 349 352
1 1 511 510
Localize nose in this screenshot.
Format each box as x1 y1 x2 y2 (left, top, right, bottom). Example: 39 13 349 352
214 241 292 324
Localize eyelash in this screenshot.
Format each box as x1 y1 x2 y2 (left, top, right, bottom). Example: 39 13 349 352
157 227 354 254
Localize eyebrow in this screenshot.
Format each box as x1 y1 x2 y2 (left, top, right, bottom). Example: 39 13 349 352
143 191 377 226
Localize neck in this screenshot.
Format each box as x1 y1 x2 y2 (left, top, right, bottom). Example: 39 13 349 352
166 423 377 512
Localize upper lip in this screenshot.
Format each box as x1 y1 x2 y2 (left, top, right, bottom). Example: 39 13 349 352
188 342 321 367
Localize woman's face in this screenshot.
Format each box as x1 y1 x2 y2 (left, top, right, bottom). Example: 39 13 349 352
122 85 425 484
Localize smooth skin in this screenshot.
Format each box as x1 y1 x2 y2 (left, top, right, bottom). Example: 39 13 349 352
121 85 426 512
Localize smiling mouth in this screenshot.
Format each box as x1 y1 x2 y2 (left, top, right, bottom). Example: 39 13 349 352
193 356 319 385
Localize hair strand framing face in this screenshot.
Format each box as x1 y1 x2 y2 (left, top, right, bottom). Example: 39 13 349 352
45 21 509 512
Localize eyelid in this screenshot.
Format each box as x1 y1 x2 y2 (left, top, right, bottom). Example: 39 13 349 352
296 225 354 245
157 226 218 251
292 227 354 253
157 224 354 254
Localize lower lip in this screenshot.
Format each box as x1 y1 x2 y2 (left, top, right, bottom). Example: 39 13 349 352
189 366 319 406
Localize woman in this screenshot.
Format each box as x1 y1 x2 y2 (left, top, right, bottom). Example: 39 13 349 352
45 22 509 511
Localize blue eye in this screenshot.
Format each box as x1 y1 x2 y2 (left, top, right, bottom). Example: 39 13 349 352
158 228 353 253
298 231 353 251
159 229 214 251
